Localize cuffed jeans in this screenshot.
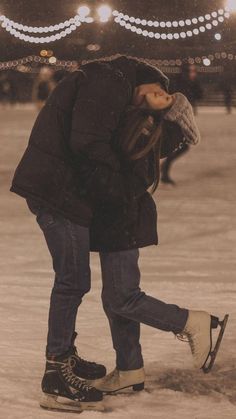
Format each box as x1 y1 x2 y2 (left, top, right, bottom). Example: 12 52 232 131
99 250 188 371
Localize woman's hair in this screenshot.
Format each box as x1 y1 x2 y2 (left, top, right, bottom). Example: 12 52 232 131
117 107 163 193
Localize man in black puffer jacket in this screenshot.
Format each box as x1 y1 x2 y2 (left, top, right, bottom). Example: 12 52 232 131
10 56 172 411
11 56 169 224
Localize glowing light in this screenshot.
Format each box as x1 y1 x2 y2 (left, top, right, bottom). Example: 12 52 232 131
97 5 112 22
40 49 48 57
49 56 57 64
77 5 91 18
203 58 211 66
0 5 231 44
226 0 236 12
86 43 101 51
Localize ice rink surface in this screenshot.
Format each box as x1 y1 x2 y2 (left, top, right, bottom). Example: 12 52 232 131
0 106 236 418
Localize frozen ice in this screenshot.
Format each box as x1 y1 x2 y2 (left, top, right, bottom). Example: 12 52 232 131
0 106 236 418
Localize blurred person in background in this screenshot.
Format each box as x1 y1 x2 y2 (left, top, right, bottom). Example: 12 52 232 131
32 66 56 110
219 66 234 114
161 63 203 185
0 72 16 107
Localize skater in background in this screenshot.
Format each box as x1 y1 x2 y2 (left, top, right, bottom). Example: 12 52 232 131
219 66 234 114
161 63 203 185
32 66 56 110
0 72 16 107
88 88 228 393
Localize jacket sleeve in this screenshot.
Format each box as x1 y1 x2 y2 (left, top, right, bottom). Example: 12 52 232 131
69 69 147 205
160 120 185 159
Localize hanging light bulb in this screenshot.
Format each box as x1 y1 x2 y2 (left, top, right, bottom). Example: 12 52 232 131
77 5 91 18
97 5 112 22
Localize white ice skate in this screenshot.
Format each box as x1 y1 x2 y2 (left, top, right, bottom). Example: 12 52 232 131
178 310 229 373
88 368 145 393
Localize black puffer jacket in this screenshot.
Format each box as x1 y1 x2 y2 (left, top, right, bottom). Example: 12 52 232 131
10 56 169 226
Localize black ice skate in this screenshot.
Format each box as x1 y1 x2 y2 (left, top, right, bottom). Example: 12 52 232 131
40 350 103 413
70 332 106 379
178 310 229 373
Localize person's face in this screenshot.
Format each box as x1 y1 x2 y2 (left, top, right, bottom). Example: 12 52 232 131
145 88 174 110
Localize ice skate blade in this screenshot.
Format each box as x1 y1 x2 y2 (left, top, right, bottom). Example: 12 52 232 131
101 382 145 394
202 314 229 374
40 393 104 412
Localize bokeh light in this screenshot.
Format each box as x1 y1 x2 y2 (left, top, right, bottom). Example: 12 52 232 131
97 5 112 22
77 5 91 18
226 0 236 11
203 58 211 66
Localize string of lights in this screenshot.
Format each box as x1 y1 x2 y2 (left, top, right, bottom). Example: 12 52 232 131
0 52 235 71
0 55 77 71
113 14 228 39
0 14 94 43
112 8 229 29
0 15 93 33
0 4 234 43
3 23 80 44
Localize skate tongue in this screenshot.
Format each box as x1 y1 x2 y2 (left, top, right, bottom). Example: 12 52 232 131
47 347 76 363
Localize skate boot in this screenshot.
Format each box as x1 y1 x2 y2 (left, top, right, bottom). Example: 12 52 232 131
178 310 229 373
70 332 106 379
40 349 103 412
88 367 145 393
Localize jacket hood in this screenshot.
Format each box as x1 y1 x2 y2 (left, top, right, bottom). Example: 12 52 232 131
81 55 169 92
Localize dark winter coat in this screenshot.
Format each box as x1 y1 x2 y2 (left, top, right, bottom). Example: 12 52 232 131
10 56 169 227
90 153 158 252
90 118 184 252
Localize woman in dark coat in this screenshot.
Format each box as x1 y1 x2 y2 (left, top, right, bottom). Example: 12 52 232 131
89 90 228 393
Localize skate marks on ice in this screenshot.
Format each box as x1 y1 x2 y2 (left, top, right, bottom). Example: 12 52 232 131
149 364 236 404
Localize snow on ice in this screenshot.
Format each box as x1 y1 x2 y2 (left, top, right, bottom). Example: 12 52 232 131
0 106 236 418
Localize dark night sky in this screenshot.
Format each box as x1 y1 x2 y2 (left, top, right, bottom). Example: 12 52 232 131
0 0 235 61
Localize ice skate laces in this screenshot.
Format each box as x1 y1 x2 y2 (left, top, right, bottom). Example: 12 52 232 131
61 357 91 391
176 332 196 355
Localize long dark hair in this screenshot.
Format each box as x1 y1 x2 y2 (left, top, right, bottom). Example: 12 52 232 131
117 107 163 193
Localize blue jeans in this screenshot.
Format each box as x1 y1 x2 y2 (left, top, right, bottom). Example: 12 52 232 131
99 250 188 370
28 202 188 367
27 201 91 356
